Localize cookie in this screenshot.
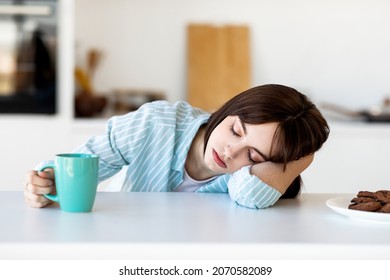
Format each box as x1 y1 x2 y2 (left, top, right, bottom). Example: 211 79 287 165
348 189 390 213
377 203 390 213
377 190 390 196
351 197 376 204
348 201 382 212
375 191 390 204
357 191 377 198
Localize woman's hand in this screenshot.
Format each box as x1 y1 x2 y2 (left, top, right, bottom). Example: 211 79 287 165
250 154 314 195
24 169 56 208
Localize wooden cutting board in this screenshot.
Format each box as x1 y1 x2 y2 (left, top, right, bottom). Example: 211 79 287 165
187 24 251 112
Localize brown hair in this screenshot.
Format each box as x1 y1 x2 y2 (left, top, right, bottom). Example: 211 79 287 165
204 84 330 198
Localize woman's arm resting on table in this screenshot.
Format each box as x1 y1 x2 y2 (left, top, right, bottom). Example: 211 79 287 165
227 155 313 209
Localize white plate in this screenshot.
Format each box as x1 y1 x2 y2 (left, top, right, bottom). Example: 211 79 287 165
326 196 390 224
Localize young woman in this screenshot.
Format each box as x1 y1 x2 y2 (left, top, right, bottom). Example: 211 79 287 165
24 84 330 209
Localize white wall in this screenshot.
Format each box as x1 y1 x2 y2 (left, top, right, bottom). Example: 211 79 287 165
75 0 390 109
303 123 390 193
2 0 390 192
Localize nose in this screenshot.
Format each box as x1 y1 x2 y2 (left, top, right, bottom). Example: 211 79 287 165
224 144 240 160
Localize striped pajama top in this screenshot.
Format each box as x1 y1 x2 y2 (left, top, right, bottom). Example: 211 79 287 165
72 101 282 209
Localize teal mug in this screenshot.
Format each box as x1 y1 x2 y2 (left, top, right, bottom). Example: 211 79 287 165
38 153 99 212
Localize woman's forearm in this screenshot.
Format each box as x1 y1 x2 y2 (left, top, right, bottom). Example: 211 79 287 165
250 154 314 194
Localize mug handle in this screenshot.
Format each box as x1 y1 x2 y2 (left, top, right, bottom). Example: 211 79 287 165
37 163 59 203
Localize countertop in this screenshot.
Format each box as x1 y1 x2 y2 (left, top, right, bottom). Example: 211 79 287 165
1 192 389 259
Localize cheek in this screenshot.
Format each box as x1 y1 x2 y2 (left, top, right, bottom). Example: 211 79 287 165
203 139 214 165
230 159 249 173
206 131 220 151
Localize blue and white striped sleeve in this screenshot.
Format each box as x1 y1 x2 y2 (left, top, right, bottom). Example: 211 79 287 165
227 166 282 209
73 102 153 183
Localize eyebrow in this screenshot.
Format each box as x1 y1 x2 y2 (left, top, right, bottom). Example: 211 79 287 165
238 118 270 162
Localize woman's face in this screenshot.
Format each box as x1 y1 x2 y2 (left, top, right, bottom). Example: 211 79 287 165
204 116 279 175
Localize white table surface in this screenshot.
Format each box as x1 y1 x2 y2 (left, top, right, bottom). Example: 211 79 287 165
1 191 389 259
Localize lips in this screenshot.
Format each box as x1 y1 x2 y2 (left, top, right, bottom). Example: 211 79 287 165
212 149 227 168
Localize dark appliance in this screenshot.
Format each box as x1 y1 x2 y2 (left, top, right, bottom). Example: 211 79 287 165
0 0 57 114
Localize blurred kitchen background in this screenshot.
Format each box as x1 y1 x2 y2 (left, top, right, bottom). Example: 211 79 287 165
1 0 390 192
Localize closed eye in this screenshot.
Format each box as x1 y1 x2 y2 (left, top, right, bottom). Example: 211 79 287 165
230 125 240 137
248 149 264 164
239 118 270 162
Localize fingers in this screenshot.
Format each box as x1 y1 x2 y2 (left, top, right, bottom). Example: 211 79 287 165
25 170 54 194
24 170 56 208
24 187 53 208
38 169 54 180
